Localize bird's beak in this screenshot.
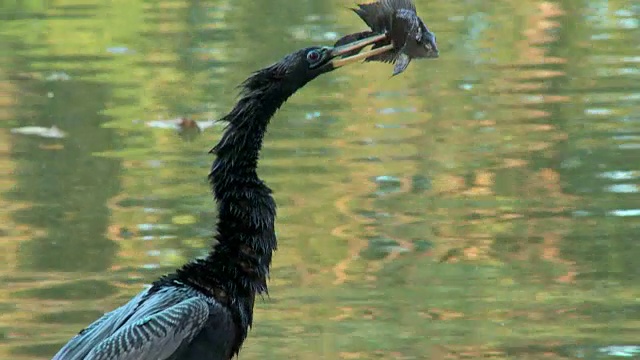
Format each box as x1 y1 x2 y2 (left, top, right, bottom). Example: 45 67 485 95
328 33 394 68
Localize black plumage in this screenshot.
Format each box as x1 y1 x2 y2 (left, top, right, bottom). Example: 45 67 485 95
335 0 439 75
52 36 395 360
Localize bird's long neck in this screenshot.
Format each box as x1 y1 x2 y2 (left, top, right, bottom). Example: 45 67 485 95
207 91 281 294
172 73 295 303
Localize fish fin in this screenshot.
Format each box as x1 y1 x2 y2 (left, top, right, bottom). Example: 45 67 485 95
352 1 395 32
348 0 423 68
353 0 418 32
363 35 395 63
392 53 411 76
333 31 378 58
365 47 398 63
385 0 417 12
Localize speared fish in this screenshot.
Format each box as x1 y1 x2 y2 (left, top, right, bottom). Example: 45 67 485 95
335 0 439 76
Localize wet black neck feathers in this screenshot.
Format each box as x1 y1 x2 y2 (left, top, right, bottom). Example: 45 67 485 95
168 57 319 305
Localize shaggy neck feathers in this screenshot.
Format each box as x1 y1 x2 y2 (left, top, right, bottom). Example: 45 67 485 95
170 65 303 303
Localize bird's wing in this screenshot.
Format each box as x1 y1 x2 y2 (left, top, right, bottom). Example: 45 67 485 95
52 290 152 360
85 296 210 360
52 287 211 360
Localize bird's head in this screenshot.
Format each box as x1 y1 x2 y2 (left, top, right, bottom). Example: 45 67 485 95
241 33 391 98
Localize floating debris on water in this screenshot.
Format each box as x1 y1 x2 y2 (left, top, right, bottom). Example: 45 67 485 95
107 46 135 55
598 345 640 357
373 175 403 195
45 72 71 81
143 117 222 133
378 106 417 114
10 125 66 139
141 117 225 141
305 111 322 120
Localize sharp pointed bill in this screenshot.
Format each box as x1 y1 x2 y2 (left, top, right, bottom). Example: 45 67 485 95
328 33 394 68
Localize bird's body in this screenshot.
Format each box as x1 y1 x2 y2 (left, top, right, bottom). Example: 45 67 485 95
335 0 438 75
52 37 397 360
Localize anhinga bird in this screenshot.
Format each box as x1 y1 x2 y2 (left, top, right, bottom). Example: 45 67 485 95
51 34 394 360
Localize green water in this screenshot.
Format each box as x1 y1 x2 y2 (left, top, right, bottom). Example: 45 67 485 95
0 0 638 359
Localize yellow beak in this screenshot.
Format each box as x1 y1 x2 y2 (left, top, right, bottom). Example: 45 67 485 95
328 33 394 68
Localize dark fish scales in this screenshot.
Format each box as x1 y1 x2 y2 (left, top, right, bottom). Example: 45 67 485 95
335 0 439 75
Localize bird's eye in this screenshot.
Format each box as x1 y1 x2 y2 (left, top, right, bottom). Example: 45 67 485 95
306 50 322 64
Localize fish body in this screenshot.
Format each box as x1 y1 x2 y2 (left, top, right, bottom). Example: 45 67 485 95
336 0 438 75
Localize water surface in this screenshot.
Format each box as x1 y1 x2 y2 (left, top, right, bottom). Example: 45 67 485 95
0 0 638 359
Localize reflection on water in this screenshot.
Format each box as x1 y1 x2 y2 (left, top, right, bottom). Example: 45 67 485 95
0 0 639 359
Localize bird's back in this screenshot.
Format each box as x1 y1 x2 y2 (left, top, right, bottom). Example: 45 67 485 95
52 284 238 360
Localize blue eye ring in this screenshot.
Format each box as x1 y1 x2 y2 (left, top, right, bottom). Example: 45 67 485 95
306 49 322 63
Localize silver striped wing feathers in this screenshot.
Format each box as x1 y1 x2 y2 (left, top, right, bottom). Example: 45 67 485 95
52 291 150 360
86 297 209 360
52 287 211 360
